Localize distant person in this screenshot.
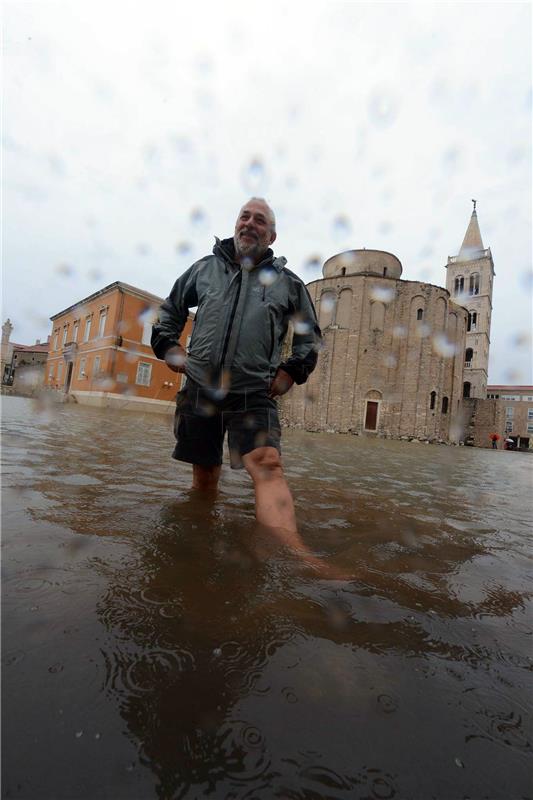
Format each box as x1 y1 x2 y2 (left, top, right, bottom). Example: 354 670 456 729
152 198 322 559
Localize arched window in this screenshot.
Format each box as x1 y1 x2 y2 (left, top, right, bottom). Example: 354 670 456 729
319 291 336 328
467 311 477 332
465 348 473 366
454 275 464 295
383 267 388 277
370 302 385 332
416 308 423 321
430 391 436 410
463 382 471 398
441 396 449 414
336 288 352 328
340 267 346 276
469 273 480 295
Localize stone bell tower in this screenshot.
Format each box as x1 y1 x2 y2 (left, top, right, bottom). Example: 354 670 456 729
446 201 494 399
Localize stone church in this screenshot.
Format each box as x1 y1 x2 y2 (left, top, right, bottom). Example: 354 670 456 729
281 204 494 443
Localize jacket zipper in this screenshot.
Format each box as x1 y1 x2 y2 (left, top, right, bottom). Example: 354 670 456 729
219 270 243 370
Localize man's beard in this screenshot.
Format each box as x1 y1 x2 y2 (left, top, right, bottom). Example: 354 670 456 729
234 232 266 263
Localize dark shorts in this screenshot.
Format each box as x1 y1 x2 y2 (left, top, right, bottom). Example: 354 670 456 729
172 379 282 469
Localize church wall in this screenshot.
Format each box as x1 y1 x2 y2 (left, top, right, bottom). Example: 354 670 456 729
280 275 468 442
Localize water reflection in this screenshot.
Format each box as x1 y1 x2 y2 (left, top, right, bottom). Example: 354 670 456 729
2 397 532 799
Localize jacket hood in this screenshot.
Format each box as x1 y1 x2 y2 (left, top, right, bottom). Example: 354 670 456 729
213 237 287 272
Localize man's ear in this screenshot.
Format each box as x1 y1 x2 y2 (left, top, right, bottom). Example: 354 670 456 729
269 230 277 246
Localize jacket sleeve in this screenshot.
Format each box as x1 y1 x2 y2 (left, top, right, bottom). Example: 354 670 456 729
151 264 199 360
280 278 322 385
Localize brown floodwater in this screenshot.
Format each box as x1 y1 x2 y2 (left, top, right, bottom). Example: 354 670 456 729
2 394 532 800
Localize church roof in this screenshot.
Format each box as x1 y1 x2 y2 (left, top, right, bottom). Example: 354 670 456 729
459 208 484 256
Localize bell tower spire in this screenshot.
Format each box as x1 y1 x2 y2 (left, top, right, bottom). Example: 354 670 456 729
446 202 495 399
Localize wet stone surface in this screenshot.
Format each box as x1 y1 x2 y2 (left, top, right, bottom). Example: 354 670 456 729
2 396 532 799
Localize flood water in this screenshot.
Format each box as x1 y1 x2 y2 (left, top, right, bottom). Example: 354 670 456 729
2 395 532 800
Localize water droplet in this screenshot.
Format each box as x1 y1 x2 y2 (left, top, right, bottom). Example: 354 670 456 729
94 733 101 740
383 354 397 368
511 332 530 348
242 157 267 193
190 207 207 228
369 285 395 303
432 334 457 358
454 757 464 768
240 256 254 272
416 323 432 338
258 267 277 286
56 263 75 278
442 145 461 171
320 294 336 313
48 663 64 673
378 220 393 235
136 243 150 256
138 305 158 325
176 240 192 257
213 648 222 658
392 325 407 339
87 268 103 282
303 254 322 271
332 214 351 239
368 88 398 127
166 350 186 369
75 730 83 738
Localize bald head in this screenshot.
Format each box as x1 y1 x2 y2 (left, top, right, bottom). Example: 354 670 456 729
234 198 277 263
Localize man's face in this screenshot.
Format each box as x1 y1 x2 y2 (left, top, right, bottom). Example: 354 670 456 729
234 201 276 263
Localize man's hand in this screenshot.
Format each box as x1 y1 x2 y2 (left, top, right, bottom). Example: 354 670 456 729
164 345 187 373
268 368 294 398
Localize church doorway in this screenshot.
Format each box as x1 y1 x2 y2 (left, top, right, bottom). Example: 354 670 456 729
364 400 379 431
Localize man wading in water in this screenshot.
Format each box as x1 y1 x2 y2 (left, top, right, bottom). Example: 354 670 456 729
152 198 323 563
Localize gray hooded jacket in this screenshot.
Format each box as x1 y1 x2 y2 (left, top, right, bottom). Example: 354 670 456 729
151 237 321 393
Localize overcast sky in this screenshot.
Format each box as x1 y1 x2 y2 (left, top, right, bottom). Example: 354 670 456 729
3 1 532 383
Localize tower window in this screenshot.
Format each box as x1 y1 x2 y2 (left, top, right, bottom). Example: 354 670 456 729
430 391 436 410
469 273 480 295
441 396 449 414
383 267 388 277
463 382 471 398
454 275 464 295
340 267 346 276
465 347 473 366
467 311 477 332
416 308 423 321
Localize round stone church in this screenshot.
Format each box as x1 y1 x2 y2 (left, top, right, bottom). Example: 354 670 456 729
281 206 494 443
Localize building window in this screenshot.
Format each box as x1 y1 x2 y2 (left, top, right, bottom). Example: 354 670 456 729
73 321 79 342
53 329 59 350
49 365 54 380
98 310 107 338
465 347 473 367
416 308 423 321
62 326 69 346
116 373 128 383
506 407 514 418
78 357 87 378
57 362 63 381
527 424 533 434
467 311 477 332
136 361 152 386
84 316 92 342
383 267 387 277
463 382 471 398
430 391 436 410
454 275 464 295
441 396 449 414
341 267 346 276
505 421 513 433
469 273 480 295
487 393 500 399
528 408 533 419
93 356 101 376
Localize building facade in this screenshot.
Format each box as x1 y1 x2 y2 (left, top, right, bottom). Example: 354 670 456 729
45 281 193 413
465 385 533 450
281 205 500 444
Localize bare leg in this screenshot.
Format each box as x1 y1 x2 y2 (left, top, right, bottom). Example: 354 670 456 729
192 464 221 492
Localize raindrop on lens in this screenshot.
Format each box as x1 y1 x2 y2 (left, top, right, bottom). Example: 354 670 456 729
417 323 431 338
176 240 192 256
303 254 322 271
242 157 267 192
369 285 395 303
190 207 207 228
392 325 407 339
368 88 398 127
383 354 397 368
432 334 456 358
293 315 312 335
320 295 336 313
56 263 75 278
332 214 351 239
87 268 103 282
259 268 276 286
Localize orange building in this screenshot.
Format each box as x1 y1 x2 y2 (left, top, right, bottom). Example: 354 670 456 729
45 281 193 413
